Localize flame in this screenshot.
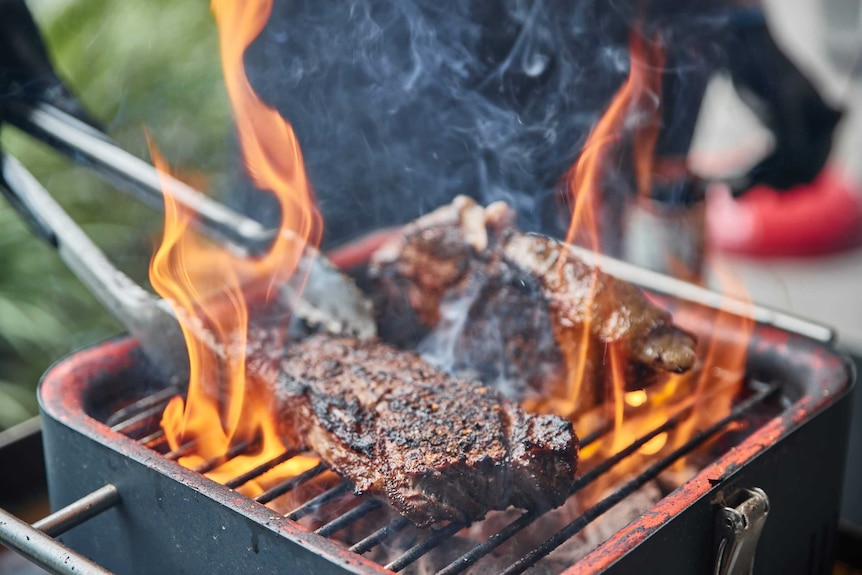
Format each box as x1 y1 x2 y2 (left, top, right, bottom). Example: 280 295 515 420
563 29 664 249
551 28 665 420
555 26 752 496
664 262 754 465
150 0 322 495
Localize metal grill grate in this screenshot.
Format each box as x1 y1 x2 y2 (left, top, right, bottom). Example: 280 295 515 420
105 380 779 574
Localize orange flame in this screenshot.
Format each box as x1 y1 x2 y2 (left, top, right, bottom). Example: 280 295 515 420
150 0 322 494
563 29 664 250
557 27 751 495
552 29 665 422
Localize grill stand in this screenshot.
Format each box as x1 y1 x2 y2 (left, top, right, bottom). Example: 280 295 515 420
0 485 119 574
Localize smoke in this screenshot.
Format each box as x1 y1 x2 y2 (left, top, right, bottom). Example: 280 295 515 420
236 0 732 247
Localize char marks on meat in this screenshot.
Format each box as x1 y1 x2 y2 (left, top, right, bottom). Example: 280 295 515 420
272 335 578 527
368 197 697 408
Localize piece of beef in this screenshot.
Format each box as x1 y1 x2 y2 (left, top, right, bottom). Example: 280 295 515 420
368 197 697 407
268 335 578 528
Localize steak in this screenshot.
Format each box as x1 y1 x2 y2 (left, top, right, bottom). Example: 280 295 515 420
368 196 697 409
267 335 578 528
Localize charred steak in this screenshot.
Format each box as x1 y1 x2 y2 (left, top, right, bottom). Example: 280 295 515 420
268 335 578 527
368 196 697 409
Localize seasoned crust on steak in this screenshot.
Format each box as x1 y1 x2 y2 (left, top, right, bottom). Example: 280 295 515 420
368 197 697 409
273 335 578 527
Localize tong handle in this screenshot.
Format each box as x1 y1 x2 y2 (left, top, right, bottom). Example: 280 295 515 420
0 154 189 383
5 100 275 256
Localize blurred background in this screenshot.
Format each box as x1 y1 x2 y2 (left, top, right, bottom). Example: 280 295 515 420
0 0 232 430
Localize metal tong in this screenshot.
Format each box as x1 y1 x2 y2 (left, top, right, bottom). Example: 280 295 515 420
0 101 375 385
0 153 190 384
3 99 272 257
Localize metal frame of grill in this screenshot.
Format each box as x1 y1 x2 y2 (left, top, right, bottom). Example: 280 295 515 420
26 303 853 575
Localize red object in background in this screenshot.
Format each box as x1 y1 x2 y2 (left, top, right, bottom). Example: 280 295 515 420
707 166 862 257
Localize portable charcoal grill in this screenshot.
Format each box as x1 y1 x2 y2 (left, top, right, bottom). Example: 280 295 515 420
0 102 855 575
0 267 849 575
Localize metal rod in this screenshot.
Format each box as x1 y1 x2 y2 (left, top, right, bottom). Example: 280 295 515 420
0 507 115 575
139 429 167 447
561 241 834 343
192 438 257 475
255 462 328 505
578 421 613 448
0 154 189 384
349 517 411 555
286 481 353 522
386 522 464 572
32 485 120 538
0 485 120 575
436 512 536 575
568 405 692 494
164 439 198 461
5 100 275 256
314 499 382 538
105 387 179 429
225 450 299 489
499 383 779 575
109 402 170 436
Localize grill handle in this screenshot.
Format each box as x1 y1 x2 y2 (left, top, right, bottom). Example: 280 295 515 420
714 487 770 575
0 484 119 575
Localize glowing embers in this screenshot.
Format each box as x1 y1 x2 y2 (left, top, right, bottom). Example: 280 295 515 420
149 0 322 495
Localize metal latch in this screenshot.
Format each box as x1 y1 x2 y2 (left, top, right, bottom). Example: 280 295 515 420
714 487 770 575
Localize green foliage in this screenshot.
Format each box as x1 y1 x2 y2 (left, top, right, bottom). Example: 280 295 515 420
0 1 232 429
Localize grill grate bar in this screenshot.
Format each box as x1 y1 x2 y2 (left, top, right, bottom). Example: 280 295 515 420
349 517 411 555
287 481 353 522
577 421 613 448
224 450 299 489
105 387 178 429
569 404 693 493
498 382 780 575
436 511 536 575
109 402 170 436
255 462 327 505
386 522 465 572
314 499 382 538
138 428 165 447
192 439 256 474
164 439 198 461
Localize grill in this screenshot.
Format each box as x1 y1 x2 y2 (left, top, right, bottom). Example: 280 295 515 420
0 102 855 575
20 278 851 575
